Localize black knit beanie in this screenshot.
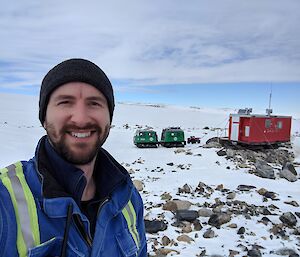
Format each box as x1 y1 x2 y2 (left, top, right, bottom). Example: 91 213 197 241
39 58 115 124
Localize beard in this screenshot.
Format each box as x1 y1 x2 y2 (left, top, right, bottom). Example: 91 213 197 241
45 122 110 165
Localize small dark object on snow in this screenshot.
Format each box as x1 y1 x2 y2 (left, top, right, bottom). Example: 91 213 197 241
187 136 200 144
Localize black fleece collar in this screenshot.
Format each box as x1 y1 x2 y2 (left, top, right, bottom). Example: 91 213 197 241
36 136 128 205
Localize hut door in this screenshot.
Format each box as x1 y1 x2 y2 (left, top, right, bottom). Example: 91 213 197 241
231 116 240 141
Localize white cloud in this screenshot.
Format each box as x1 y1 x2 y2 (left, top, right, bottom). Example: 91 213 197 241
0 0 299 90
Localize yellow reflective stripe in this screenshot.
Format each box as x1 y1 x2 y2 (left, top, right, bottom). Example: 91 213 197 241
15 162 40 246
128 201 140 246
1 169 27 257
121 200 140 250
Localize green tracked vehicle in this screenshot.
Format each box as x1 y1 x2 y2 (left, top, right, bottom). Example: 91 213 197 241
133 129 159 148
160 127 186 147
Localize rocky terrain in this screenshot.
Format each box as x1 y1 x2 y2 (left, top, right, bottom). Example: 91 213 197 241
124 132 300 257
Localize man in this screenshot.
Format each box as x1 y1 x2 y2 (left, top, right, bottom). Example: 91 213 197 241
0 58 147 257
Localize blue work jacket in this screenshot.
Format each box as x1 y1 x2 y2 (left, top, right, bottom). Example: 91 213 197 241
0 136 147 257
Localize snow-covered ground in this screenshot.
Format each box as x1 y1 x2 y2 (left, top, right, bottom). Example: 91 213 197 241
0 93 299 256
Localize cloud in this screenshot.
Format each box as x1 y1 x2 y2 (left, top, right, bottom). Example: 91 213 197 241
0 0 300 92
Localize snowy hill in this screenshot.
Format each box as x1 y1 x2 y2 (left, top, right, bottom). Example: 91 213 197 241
0 93 300 257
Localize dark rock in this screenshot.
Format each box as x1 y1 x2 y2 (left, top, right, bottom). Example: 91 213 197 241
279 212 297 227
237 185 256 191
237 226 245 234
176 210 199 222
247 249 262 257
217 149 227 156
144 219 168 233
208 213 231 228
263 191 277 199
166 162 174 166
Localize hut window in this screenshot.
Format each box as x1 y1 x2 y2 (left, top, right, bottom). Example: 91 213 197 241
265 119 271 128
276 121 283 129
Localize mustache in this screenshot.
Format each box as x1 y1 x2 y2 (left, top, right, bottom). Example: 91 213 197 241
62 123 102 132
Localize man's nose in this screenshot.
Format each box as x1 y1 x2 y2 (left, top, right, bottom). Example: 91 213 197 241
70 103 90 126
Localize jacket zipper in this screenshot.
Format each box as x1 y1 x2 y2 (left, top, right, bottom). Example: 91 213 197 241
73 214 93 247
73 197 110 248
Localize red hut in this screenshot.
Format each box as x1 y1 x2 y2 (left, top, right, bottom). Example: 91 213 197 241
228 108 292 145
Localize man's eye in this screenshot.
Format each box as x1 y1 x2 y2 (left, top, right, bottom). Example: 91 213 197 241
57 101 70 105
90 101 101 107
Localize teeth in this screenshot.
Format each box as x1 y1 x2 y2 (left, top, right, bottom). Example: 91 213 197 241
71 132 91 138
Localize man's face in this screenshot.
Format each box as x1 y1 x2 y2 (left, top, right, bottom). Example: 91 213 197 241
44 82 111 165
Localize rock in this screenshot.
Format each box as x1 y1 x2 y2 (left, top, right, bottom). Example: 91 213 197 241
203 228 215 238
254 159 275 179
173 200 192 210
227 192 236 200
161 236 171 246
237 227 245 234
166 162 174 166
163 200 192 211
198 208 213 217
257 188 268 195
226 149 236 158
155 248 180 256
217 149 227 156
182 223 193 233
229 250 240 257
271 248 299 256
177 234 194 243
176 210 199 222
144 219 168 233
279 212 297 227
208 213 231 228
178 183 192 194
160 192 172 201
247 249 262 257
284 200 299 207
237 184 256 191
174 148 186 154
227 223 238 229
263 191 277 200
193 219 203 231
280 167 297 182
282 162 297 175
163 201 177 212
133 180 144 191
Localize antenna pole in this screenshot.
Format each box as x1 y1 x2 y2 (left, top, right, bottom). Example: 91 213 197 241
268 84 272 110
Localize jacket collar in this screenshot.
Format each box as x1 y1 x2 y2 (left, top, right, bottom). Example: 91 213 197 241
35 136 129 211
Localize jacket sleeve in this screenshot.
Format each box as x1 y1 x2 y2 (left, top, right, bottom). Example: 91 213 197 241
0 182 19 257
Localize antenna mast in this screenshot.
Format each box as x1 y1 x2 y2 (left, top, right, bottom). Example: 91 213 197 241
266 84 273 116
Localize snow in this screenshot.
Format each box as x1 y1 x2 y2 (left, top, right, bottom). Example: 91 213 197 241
0 93 299 256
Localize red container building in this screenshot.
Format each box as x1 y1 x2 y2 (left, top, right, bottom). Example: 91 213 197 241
228 108 292 145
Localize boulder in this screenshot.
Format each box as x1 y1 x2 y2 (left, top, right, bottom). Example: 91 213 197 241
176 210 199 222
144 219 168 233
254 159 275 179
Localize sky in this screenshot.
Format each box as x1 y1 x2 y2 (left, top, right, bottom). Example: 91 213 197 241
0 0 300 115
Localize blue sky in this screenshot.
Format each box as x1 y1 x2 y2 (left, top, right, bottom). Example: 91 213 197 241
0 1 300 116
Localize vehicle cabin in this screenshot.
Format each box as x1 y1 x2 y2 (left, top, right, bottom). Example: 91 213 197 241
161 127 186 147
228 108 292 145
134 129 159 148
